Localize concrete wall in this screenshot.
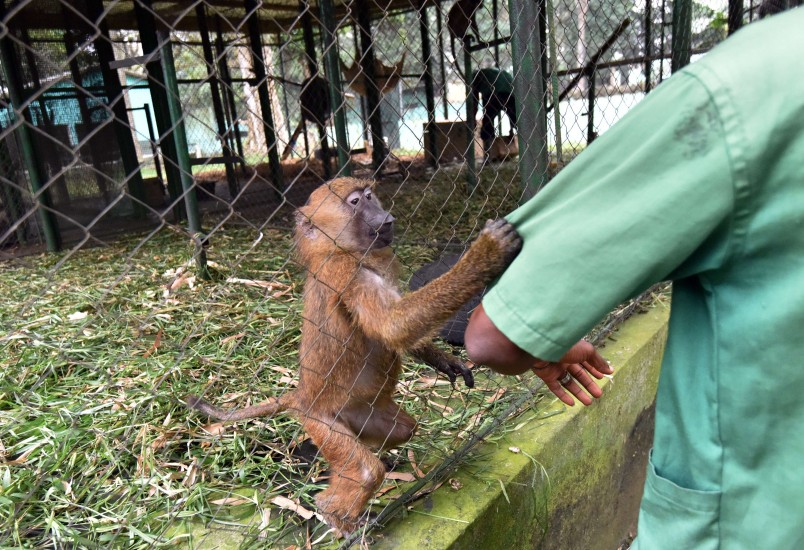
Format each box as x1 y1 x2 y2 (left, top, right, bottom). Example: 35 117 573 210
374 303 669 549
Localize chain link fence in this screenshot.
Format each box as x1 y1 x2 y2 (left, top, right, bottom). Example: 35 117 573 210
1 0 782 546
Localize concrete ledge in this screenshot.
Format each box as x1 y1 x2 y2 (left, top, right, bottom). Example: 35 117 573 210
374 303 670 549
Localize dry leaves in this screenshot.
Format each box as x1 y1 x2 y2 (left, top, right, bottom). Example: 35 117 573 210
270 495 323 522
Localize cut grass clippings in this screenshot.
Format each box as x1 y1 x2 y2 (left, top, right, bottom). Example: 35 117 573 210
0 163 641 548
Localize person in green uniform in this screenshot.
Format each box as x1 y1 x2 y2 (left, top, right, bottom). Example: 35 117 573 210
471 68 516 156
464 9 804 548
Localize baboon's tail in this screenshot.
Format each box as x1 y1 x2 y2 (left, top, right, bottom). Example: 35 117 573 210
185 393 289 421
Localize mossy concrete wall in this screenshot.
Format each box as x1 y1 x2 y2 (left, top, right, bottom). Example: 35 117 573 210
374 303 669 550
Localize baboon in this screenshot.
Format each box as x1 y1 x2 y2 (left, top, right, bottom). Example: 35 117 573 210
281 76 331 161
186 177 521 534
447 0 485 60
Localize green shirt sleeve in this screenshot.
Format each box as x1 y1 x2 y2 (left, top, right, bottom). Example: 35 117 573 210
482 72 735 361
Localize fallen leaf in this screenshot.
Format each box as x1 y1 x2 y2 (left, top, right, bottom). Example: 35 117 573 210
210 497 251 506
67 311 88 321
142 329 163 358
202 422 226 435
271 495 322 521
449 478 463 490
485 388 507 403
221 332 245 345
407 449 425 478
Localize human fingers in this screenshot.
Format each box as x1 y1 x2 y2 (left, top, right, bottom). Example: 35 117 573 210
559 341 613 375
585 351 613 376
545 376 577 406
567 364 604 399
557 370 595 406
580 360 609 380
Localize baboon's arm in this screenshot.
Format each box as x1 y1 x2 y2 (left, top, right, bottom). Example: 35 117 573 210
344 219 521 351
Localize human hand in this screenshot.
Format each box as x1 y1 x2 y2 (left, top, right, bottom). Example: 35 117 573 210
532 340 613 406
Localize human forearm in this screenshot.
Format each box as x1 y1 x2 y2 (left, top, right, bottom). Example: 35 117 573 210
466 304 613 406
465 303 540 375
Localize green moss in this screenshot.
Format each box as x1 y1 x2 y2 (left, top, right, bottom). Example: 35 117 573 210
374 304 669 549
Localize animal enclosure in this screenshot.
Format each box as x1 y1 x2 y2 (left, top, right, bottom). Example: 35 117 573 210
0 0 761 547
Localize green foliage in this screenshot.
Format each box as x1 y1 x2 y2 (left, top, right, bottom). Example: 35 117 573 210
0 163 546 548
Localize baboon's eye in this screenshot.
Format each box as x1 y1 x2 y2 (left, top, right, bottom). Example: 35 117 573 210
365 192 372 200
350 197 360 205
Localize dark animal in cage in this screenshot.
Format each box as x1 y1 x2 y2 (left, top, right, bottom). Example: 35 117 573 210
282 76 331 160
186 177 521 535
447 0 485 60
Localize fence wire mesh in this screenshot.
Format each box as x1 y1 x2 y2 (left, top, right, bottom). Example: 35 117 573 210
0 0 777 546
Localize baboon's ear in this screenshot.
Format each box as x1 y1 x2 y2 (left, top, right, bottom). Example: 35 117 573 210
295 209 317 239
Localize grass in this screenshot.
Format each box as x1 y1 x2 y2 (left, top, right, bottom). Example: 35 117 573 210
0 161 650 548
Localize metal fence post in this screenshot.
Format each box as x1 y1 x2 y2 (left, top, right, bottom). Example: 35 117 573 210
158 31 209 280
728 0 743 35
244 0 284 195
300 0 333 178
197 3 239 198
354 0 386 172
509 0 549 201
0 30 61 251
418 2 438 167
133 0 186 222
464 48 477 191
87 0 146 217
671 0 692 72
319 0 352 176
435 8 450 120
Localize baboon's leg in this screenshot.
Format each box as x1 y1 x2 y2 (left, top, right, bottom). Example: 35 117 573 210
341 400 417 450
301 415 386 535
281 119 306 160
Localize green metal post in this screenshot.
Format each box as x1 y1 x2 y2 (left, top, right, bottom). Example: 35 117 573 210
0 140 26 245
319 0 352 175
87 0 145 217
464 48 477 190
671 0 692 72
214 17 247 173
197 3 239 197
20 28 70 206
277 36 294 147
492 0 501 66
436 8 450 120
244 0 284 194
352 22 371 147
133 0 185 221
158 31 209 280
0 31 60 251
509 0 549 201
546 0 563 164
538 0 550 132
419 2 438 167
644 0 653 93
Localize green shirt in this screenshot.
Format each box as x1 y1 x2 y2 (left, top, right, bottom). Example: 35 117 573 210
483 10 804 548
472 68 515 101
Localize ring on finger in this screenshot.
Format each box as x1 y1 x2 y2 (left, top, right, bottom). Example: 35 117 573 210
558 373 572 386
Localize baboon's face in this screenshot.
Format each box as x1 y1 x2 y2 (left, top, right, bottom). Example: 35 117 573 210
343 187 395 250
296 179 395 252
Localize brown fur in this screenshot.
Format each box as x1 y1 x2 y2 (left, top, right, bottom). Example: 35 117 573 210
186 177 521 534
447 0 485 60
